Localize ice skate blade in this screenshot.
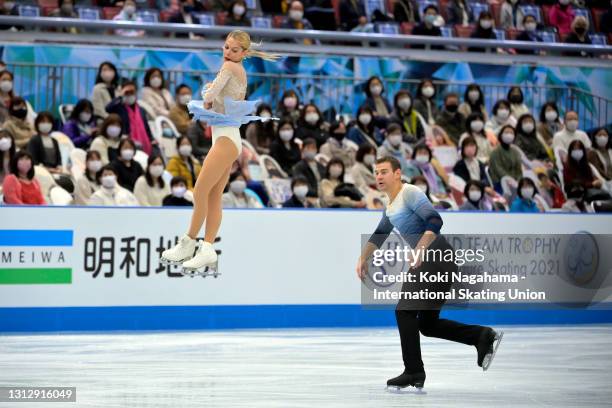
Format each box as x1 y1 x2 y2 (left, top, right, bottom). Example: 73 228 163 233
159 257 190 266
483 330 504 371
385 385 426 395
181 263 220 278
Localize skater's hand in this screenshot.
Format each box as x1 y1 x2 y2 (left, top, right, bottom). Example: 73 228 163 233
356 256 368 281
204 101 213 109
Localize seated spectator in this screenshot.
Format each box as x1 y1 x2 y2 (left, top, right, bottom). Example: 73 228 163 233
507 86 529 118
500 0 525 29
601 3 612 35
488 125 523 189
435 93 465 145
90 113 123 165
283 176 317 207
516 15 543 55
4 96 35 149
537 170 565 209
27 112 63 173
291 137 325 197
458 83 488 122
92 61 121 122
515 113 550 162
469 11 497 53
141 68 175 117
106 79 157 155
0 129 15 186
588 128 611 182
295 103 329 147
169 84 193 136
275 90 301 125
548 0 575 36
552 110 591 152
393 0 419 24
485 99 516 136
88 164 139 206
411 5 444 50
2 151 46 205
0 1 19 31
134 154 170 206
49 0 79 33
537 102 563 147
168 0 206 39
113 0 145 37
564 16 593 58
413 79 439 126
447 0 472 26
563 140 605 196
409 143 449 194
226 0 251 26
0 69 14 124
166 136 202 190
62 99 96 149
318 158 366 208
222 172 263 208
459 112 498 162
350 16 375 36
360 76 392 127
410 175 449 209
377 123 413 177
459 180 487 210
186 119 212 160
350 144 377 197
320 121 355 169
162 176 194 206
509 177 541 212
245 104 275 155
111 138 144 192
453 136 494 192
281 1 318 45
346 106 381 148
269 119 301 175
389 90 426 144
74 150 102 205
561 182 592 213
340 0 366 30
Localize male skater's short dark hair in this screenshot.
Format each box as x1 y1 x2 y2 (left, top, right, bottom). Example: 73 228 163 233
375 156 401 172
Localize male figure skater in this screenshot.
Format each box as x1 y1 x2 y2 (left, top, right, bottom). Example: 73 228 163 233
356 156 503 389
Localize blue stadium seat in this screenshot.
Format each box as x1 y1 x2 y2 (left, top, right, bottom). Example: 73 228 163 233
537 30 556 43
440 26 453 37
77 7 100 20
469 2 490 21
194 13 216 26
251 16 272 28
364 0 386 19
375 22 400 35
519 5 541 23
493 28 505 41
245 0 257 9
590 34 607 45
18 5 40 17
137 10 159 23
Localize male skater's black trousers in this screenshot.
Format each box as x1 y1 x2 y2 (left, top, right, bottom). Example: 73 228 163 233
396 235 487 373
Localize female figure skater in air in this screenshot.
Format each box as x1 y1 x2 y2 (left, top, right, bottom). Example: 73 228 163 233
160 30 280 273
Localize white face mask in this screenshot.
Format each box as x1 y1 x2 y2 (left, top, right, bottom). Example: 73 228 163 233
123 95 137 106
179 94 192 105
124 5 136 15
545 110 558 122
149 164 164 177
293 185 309 199
525 22 537 32
79 112 92 123
107 125 121 138
359 114 372 125
522 122 535 133
480 20 493 29
172 186 187 198
398 97 412 110
470 120 484 133
260 111 272 119
303 150 316 160
501 132 515 144
468 190 482 202
230 180 247 194
329 166 343 179
279 129 293 142
389 134 402 147
566 120 579 132
468 90 480 103
101 70 115 83
363 154 376 166
101 175 117 189
570 149 584 161
497 109 510 121
179 145 192 156
121 149 135 161
415 154 429 163
289 9 303 20
87 160 102 173
0 80 13 93
0 137 12 151
233 5 246 15
305 112 319 125
521 187 534 199
596 135 609 148
38 123 53 135
421 87 434 98
370 85 383 96
284 97 297 108
150 77 162 89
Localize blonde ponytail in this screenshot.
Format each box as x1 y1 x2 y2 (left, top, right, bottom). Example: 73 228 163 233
228 30 283 62
245 48 282 61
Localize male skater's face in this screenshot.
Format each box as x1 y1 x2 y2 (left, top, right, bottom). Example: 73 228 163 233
374 162 401 193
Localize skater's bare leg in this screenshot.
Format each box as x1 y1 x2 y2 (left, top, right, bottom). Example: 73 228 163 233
187 137 239 240
204 165 231 243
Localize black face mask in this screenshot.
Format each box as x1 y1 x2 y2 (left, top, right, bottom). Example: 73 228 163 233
333 132 345 141
11 107 27 119
446 104 458 113
509 94 522 104
575 27 586 35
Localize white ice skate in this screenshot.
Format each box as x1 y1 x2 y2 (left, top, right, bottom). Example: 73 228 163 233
482 330 504 371
159 234 197 266
181 240 220 278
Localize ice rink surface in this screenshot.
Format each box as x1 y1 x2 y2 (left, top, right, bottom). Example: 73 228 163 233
1 325 611 408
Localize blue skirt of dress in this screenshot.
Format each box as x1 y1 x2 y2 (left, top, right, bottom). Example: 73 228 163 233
188 97 277 127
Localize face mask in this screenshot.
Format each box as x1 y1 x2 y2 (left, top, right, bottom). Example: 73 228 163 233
179 145 192 156
38 122 53 134
496 109 510 121
570 149 584 161
17 159 32 174
501 132 515 144
124 5 136 15
566 120 578 132
179 94 192 105
468 90 480 103
101 70 115 83
522 122 535 133
11 107 27 119
525 22 537 32
596 135 609 148
303 150 316 160
260 111 272 119
446 104 458 113
87 160 102 173
172 186 187 197
123 95 137 106
363 154 376 166
468 190 482 202
415 154 429 164
389 134 402 147
415 183 428 193
121 149 135 161
0 137 12 151
521 187 534 199
470 120 484 133
398 97 412 110
329 166 343 179
293 185 309 199
509 93 522 104
284 97 297 108
149 164 164 177
233 5 246 15
425 14 437 24
359 114 372 125
333 132 345 141
422 87 434 98
305 112 319 125
289 9 303 20
230 180 247 194
480 20 493 29
0 80 12 93
150 77 162 89
370 85 383 96
101 175 117 189
162 128 174 138
464 145 476 157
107 125 121 138
545 110 558 122
79 112 92 123
279 129 293 142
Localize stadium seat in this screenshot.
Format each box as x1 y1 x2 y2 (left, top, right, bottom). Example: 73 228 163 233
159 10 173 22
469 1 490 22
216 11 227 25
77 7 100 20
591 8 605 33
454 24 474 38
540 4 551 26
519 5 542 23
137 10 159 23
400 22 415 34
439 0 449 20
493 28 505 41
591 34 607 45
193 12 216 26
490 1 501 27
364 0 386 19
440 26 454 37
506 27 521 40
375 22 400 34
251 16 273 28
38 0 58 7
272 15 284 28
18 5 41 17
537 30 557 43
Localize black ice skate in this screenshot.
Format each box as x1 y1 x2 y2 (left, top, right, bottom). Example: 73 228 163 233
386 371 426 393
477 328 504 371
